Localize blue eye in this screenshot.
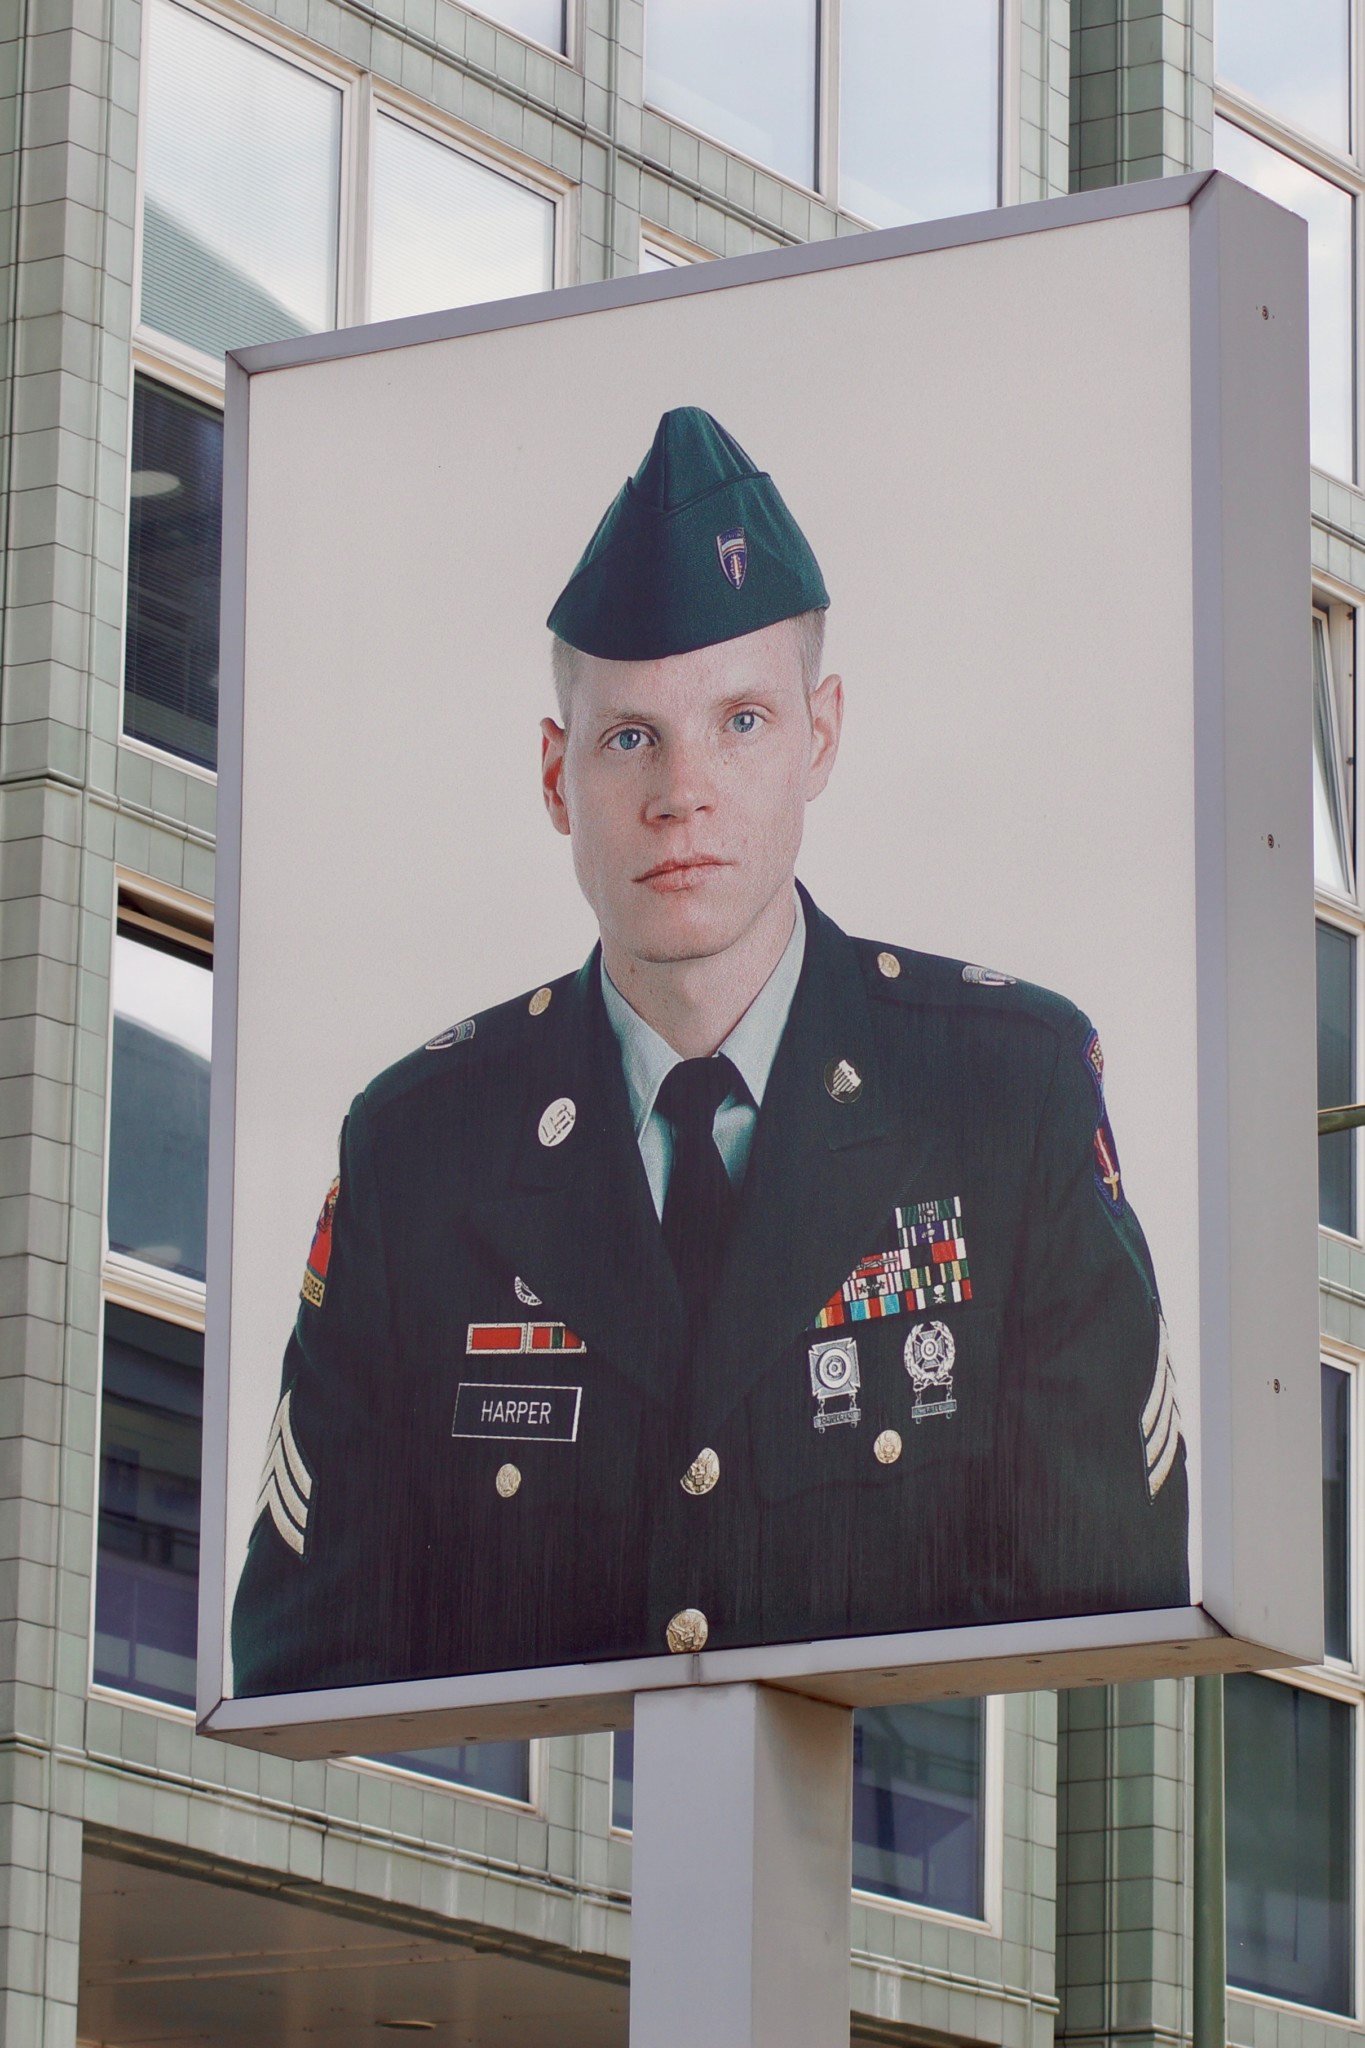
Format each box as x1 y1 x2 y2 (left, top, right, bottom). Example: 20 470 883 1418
608 727 650 752
730 710 759 735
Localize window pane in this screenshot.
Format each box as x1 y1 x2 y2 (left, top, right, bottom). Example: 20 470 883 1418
141 0 341 359
1226 1675 1354 2014
370 118 555 323
108 931 212 1280
94 1305 202 1709
1216 0 1349 154
645 0 818 189
472 0 563 49
1317 921 1356 1233
124 377 223 771
1323 1363 1350 1662
1214 121 1353 479
1315 615 1353 894
612 1727 634 1831
839 0 998 227
368 1745 530 1800
641 246 680 271
852 1700 984 1915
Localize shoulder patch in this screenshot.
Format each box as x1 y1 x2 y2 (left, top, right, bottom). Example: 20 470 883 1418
962 963 1016 987
426 1017 475 1050
1141 1316 1182 1501
1082 1027 1104 1096
255 1388 313 1556
301 1175 339 1309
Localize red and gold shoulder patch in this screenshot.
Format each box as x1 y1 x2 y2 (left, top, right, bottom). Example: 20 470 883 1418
301 1175 340 1309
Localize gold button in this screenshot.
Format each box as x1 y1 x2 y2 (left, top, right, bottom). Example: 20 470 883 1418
666 1608 708 1653
876 951 901 979
823 1057 863 1104
681 1448 719 1497
495 1463 521 1498
873 1430 902 1465
529 986 552 1016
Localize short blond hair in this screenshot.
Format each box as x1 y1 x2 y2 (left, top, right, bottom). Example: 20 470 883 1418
550 608 827 718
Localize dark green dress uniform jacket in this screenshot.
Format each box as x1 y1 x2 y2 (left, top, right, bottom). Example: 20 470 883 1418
231 894 1189 1696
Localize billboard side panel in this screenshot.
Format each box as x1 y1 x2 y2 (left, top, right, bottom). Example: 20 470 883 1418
1190 176 1320 1658
198 353 251 1717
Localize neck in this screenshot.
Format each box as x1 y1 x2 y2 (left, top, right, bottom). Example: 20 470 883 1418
602 889 799 1058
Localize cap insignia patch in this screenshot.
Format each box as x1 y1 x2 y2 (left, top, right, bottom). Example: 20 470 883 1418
300 1175 339 1309
716 526 747 589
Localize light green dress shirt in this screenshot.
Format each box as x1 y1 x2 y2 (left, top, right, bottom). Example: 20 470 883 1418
600 897 807 1220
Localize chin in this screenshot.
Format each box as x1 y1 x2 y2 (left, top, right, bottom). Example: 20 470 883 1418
617 898 742 967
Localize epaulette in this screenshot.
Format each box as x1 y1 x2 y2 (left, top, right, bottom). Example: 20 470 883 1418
856 937 1083 1039
360 970 577 1116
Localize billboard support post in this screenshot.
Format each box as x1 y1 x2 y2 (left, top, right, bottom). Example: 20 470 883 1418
628 1683 853 2047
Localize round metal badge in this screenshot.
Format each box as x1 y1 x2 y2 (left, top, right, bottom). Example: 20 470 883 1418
495 1463 521 1499
538 1096 576 1147
529 986 553 1016
876 951 901 980
873 1429 903 1465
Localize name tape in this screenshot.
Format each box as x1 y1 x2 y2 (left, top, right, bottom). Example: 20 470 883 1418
452 1382 582 1442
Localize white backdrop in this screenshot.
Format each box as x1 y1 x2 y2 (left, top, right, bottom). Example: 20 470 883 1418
223 207 1201 1679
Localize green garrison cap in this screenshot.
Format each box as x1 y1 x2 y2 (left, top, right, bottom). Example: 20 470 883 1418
547 406 829 661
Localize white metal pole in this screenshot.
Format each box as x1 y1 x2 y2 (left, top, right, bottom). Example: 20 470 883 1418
628 1683 853 2048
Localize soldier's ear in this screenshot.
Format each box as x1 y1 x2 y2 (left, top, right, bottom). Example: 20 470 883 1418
805 673 843 801
541 718 571 836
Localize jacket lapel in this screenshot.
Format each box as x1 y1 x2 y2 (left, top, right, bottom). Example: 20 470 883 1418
469 952 687 1406
684 899 924 1433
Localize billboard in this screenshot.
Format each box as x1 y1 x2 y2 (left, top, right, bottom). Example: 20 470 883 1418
200 171 1319 1757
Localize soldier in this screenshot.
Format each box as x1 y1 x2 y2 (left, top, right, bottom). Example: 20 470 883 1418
232 406 1188 1696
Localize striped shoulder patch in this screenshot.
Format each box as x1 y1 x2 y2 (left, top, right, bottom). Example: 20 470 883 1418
1140 1315 1182 1502
255 1388 314 1557
301 1176 340 1310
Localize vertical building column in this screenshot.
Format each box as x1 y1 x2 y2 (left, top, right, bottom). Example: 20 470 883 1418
1070 0 1212 192
1057 1679 1192 2048
0 0 140 2032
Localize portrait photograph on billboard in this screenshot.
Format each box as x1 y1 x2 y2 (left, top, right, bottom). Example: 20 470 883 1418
201 171 1322 1753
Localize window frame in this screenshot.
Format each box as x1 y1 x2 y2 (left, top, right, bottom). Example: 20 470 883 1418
124 0 571 783
1321 1344 1360 1678
344 1742 543 1813
1312 591 1364 1245
640 0 1013 225
609 1695 1004 1935
1214 2 1362 484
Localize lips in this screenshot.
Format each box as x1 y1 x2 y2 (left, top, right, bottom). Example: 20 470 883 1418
636 857 729 892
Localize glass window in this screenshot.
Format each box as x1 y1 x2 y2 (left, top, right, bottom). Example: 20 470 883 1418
612 1726 634 1830
1225 1674 1354 2014
370 117 555 323
614 1704 985 1919
1316 613 1355 896
472 0 563 50
852 1699 984 1915
94 1305 203 1708
140 0 341 360
1318 920 1356 1233
368 1744 531 1800
839 0 998 228
124 377 223 772
1323 1363 1351 1663
645 0 818 190
641 245 680 272
108 929 212 1281
1216 0 1350 155
1214 120 1354 480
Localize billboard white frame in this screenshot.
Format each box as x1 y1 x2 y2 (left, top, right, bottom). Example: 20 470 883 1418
199 170 1319 1757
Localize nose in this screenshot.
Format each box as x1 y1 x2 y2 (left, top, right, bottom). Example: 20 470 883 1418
643 736 716 822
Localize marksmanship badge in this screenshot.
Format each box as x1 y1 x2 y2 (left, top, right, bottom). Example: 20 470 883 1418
904 1320 957 1423
808 1337 861 1431
716 527 748 589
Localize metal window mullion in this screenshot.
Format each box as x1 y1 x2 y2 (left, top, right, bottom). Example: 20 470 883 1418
821 0 840 207
348 73 376 326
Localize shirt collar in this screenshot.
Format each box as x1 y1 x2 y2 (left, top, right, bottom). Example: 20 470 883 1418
600 894 808 1139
